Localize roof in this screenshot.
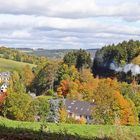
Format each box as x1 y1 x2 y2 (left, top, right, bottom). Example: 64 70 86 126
65 99 94 116
0 72 10 78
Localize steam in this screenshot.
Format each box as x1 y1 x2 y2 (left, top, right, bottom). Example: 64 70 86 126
109 62 140 76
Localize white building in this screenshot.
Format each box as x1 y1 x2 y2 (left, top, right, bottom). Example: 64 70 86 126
0 83 8 93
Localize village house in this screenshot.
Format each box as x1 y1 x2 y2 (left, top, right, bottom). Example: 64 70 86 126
0 72 10 83
65 99 94 124
0 72 10 93
0 83 9 93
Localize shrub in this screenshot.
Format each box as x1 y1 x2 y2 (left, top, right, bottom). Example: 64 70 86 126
2 92 34 121
30 95 50 121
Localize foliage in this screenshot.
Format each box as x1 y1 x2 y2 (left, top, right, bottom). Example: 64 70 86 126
92 78 138 125
30 96 50 121
8 71 26 94
77 117 87 124
57 80 81 99
0 47 48 65
93 40 140 77
0 93 7 112
22 65 35 88
33 62 58 95
57 64 79 83
120 82 140 122
2 92 34 121
59 108 68 123
63 49 91 71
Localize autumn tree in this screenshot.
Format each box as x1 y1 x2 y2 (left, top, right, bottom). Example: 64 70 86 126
33 62 58 95
8 71 26 94
92 78 138 125
22 65 35 90
92 79 117 124
113 92 138 125
57 80 81 99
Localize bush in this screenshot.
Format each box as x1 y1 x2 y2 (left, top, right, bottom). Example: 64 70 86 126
2 92 34 121
30 95 50 121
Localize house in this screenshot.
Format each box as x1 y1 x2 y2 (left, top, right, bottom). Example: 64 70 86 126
64 99 94 123
0 72 10 93
0 83 8 93
0 72 10 83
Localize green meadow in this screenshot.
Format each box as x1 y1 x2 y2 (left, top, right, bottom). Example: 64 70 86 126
0 117 140 139
0 58 36 72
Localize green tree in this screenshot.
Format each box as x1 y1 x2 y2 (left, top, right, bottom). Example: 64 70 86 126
63 49 91 71
2 92 34 121
33 62 58 95
57 64 79 83
8 71 26 94
22 65 35 90
30 96 50 121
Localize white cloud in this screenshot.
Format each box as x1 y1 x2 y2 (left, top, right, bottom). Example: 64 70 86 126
0 0 140 49
11 30 31 38
0 0 140 19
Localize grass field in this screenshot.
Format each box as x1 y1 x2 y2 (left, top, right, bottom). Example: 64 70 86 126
0 58 36 72
0 117 140 139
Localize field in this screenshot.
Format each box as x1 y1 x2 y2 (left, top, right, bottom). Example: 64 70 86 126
0 58 36 72
0 117 140 139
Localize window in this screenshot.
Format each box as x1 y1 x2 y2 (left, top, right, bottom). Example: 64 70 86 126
68 106 71 109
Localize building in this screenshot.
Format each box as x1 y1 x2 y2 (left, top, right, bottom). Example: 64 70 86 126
0 83 8 93
65 99 94 123
0 72 10 93
0 72 10 83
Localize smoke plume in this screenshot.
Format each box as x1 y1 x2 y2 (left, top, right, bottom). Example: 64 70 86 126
109 62 140 76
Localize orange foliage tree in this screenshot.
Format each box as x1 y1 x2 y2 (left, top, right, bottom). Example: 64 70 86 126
57 80 81 99
92 78 138 125
114 91 138 125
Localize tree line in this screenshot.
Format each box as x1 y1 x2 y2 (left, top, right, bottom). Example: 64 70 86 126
0 44 140 125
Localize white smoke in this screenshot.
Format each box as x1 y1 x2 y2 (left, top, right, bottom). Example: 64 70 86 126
109 63 140 76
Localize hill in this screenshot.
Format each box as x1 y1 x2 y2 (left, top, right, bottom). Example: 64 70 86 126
93 40 140 74
0 58 36 72
16 48 98 60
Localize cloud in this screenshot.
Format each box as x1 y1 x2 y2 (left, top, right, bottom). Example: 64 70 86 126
11 30 31 38
0 0 140 49
0 0 140 20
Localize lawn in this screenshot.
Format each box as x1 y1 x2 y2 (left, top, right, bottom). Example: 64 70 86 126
0 58 36 72
0 117 140 139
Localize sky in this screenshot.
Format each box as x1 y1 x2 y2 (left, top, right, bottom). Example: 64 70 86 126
0 0 140 49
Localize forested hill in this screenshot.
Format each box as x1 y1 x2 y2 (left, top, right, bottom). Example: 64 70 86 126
93 40 140 81
15 48 98 60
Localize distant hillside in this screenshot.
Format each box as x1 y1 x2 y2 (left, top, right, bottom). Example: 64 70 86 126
16 48 98 60
0 58 36 72
0 47 47 65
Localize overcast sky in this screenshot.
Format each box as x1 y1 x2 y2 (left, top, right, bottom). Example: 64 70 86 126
0 0 140 49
